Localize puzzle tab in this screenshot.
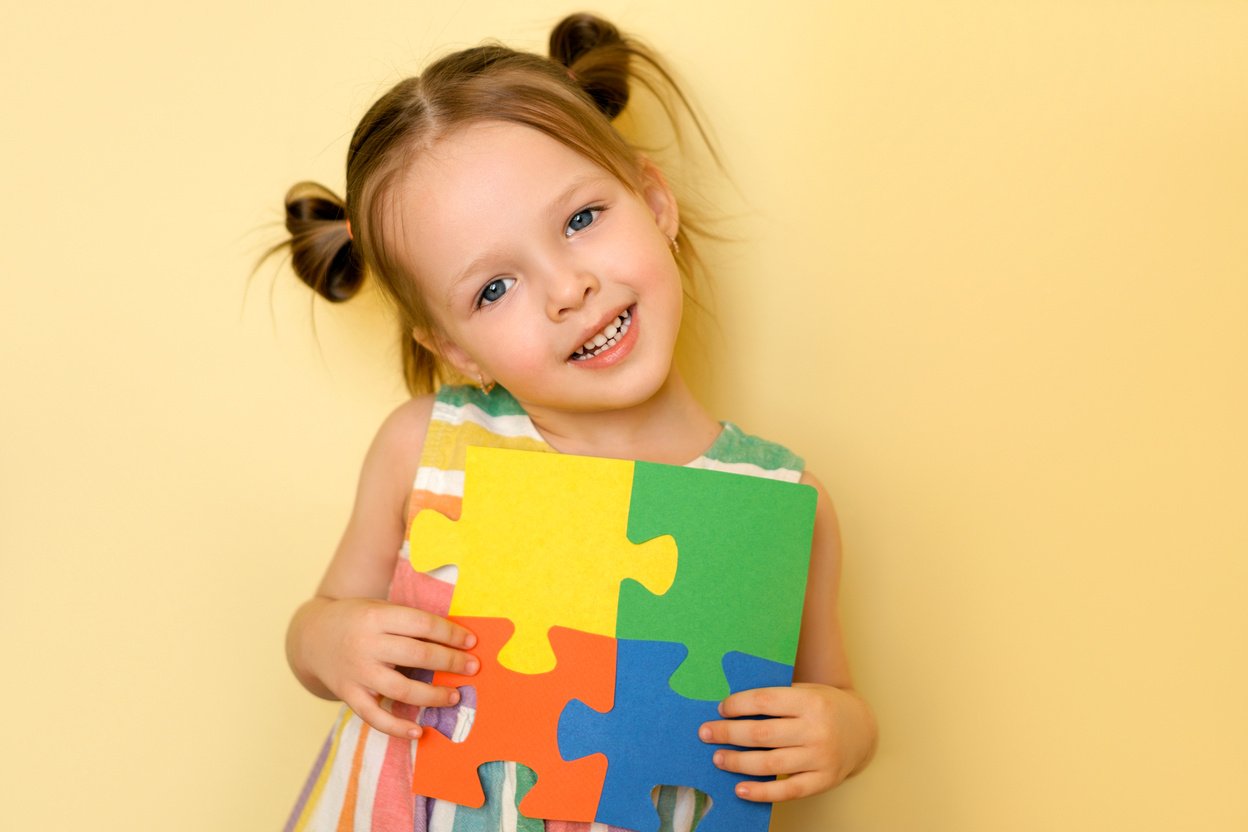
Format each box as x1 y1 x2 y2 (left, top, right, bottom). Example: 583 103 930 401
412 616 615 823
557 640 795 832
408 447 678 674
620 461 816 701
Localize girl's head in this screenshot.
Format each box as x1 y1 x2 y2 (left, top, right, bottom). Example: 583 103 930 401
280 14 710 398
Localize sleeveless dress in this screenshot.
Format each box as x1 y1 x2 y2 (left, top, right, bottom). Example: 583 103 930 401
285 385 805 832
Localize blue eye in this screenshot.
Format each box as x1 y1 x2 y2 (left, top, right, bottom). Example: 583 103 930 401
565 206 602 237
477 276 515 307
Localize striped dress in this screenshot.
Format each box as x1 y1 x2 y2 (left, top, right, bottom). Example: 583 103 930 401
285 385 805 832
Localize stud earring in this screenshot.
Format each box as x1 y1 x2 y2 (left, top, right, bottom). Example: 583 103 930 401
478 373 496 395
668 234 680 255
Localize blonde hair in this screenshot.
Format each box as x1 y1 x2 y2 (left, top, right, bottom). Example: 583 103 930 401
274 13 716 394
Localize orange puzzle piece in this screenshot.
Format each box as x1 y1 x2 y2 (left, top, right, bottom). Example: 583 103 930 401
412 616 616 822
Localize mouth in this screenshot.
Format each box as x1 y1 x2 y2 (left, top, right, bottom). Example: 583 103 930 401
570 306 634 362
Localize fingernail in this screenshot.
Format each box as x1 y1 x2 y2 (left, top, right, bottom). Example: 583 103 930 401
736 784 749 798
712 751 724 767
699 726 711 741
717 702 725 716
465 633 477 648
466 657 479 674
449 690 460 706
407 727 422 739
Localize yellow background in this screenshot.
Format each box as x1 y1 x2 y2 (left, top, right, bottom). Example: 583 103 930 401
2 1 1245 829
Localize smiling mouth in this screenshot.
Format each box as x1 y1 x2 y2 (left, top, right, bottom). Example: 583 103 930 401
570 307 633 361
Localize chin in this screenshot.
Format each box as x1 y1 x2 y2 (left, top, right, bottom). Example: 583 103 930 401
591 365 676 412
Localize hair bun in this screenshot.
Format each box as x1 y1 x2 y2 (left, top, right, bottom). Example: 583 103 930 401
283 181 363 302
549 13 630 119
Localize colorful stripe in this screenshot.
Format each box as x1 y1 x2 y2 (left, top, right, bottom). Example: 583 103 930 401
300 709 362 831
285 720 335 832
351 725 388 828
285 384 805 831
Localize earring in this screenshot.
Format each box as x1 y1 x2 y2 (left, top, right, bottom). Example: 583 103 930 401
668 234 680 255
478 373 496 395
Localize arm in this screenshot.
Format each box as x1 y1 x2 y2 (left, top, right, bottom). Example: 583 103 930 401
285 395 479 739
699 470 878 800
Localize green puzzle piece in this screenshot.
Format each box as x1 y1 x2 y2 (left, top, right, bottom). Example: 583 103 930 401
619 462 817 701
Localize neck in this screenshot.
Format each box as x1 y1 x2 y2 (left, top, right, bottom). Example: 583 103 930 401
522 368 722 465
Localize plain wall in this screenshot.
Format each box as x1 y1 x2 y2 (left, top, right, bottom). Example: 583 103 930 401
2 1 1245 829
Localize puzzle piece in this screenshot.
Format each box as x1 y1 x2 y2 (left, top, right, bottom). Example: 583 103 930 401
558 639 794 832
408 447 678 674
412 616 615 822
619 462 817 700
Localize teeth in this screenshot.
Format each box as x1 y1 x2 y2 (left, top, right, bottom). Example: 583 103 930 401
572 309 632 361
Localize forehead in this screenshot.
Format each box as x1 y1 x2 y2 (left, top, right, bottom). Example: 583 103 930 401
405 122 611 222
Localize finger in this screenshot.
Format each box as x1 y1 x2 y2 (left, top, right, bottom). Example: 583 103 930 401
380 607 477 649
343 686 425 740
699 716 802 749
712 746 808 779
369 665 463 710
377 635 480 677
718 686 804 719
732 771 831 803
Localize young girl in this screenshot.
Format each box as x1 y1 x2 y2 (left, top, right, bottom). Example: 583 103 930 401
278 13 876 832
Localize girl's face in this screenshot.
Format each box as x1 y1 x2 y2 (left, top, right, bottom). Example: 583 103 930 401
397 121 683 416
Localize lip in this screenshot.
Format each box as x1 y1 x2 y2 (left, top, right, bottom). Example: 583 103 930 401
568 304 638 368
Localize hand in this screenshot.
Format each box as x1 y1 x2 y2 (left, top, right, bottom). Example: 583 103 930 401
292 597 479 740
698 682 875 802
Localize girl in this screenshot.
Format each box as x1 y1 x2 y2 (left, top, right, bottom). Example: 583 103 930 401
278 13 876 832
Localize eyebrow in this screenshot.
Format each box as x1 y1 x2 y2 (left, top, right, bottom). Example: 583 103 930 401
546 173 602 219
445 172 605 305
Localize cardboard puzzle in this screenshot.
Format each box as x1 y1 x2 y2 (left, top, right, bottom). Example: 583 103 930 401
409 446 817 832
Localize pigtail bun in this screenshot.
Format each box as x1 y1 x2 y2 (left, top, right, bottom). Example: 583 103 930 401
282 181 362 302
550 13 630 119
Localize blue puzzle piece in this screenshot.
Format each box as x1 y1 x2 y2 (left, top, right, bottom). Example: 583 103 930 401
557 640 793 832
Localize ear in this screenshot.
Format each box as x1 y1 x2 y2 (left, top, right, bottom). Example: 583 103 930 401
639 158 680 241
412 326 483 382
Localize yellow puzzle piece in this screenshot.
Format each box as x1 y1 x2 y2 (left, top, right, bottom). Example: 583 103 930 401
409 447 678 674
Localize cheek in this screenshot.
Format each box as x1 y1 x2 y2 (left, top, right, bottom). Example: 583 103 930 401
492 326 559 370
621 235 679 291
513 349 554 372
653 254 685 310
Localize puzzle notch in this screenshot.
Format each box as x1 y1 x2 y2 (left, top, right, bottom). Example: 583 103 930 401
620 462 816 700
557 639 794 832
412 616 615 822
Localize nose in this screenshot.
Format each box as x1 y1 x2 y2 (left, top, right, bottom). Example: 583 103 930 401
545 265 599 321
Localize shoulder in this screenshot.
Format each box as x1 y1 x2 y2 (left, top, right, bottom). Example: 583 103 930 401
797 468 831 499
370 394 437 463
798 469 841 531
355 394 437 508
798 468 844 574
